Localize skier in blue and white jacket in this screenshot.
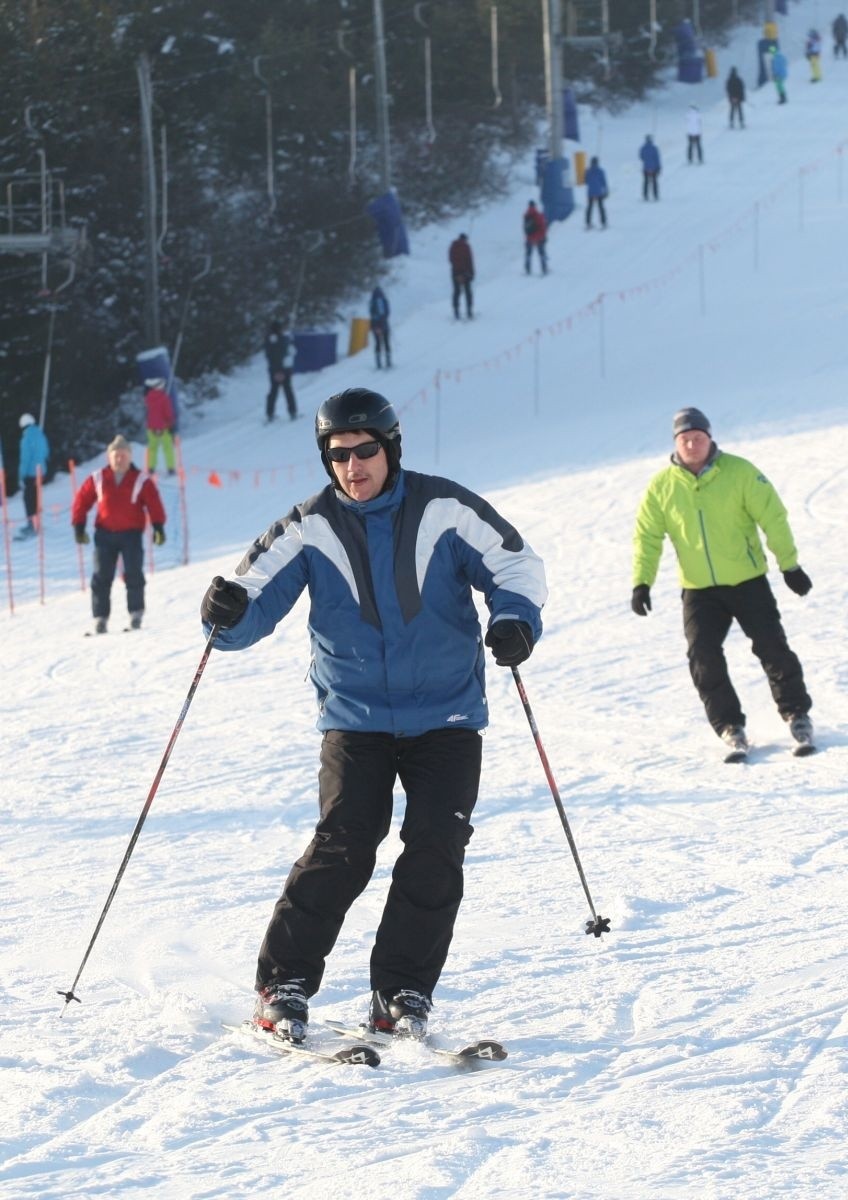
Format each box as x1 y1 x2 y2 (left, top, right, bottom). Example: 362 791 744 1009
201 387 547 1044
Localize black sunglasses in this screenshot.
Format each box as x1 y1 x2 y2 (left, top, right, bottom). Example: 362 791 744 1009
326 440 382 463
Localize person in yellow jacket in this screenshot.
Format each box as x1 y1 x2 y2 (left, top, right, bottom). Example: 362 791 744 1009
631 407 814 757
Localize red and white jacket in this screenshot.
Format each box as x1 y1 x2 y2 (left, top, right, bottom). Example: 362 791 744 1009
71 466 166 533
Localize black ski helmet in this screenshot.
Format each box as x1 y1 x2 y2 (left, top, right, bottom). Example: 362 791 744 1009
315 387 402 480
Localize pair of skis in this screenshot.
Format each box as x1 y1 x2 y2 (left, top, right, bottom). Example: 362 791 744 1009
224 1019 507 1070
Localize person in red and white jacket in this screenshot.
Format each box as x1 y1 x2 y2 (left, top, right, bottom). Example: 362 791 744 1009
71 434 167 633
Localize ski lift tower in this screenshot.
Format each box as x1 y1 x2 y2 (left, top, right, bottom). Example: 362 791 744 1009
1 162 87 295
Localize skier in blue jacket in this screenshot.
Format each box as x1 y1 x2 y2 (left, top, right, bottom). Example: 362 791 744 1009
584 157 609 229
201 387 547 1045
16 413 50 540
639 136 661 201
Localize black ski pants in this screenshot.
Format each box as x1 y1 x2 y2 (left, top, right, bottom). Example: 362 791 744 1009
682 574 811 734
256 727 482 999
91 528 145 619
373 323 391 366
266 369 297 421
585 196 607 227
642 171 659 200
452 273 473 318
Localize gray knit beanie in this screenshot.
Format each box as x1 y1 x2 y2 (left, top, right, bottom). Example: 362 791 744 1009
672 407 711 438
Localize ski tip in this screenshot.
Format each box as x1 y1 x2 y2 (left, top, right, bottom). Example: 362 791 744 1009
333 1046 381 1068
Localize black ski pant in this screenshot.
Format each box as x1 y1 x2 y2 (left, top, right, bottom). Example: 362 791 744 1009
373 324 391 366
687 134 703 163
22 475 38 519
91 528 145 619
452 273 473 318
728 99 744 128
585 196 607 227
266 369 297 421
682 574 811 735
642 171 659 200
256 727 482 999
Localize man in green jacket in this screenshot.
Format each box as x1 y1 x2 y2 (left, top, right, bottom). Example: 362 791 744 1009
631 407 814 758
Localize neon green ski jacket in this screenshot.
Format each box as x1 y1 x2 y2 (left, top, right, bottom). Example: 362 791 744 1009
632 451 799 590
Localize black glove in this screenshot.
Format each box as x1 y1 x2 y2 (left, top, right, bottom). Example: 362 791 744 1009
201 576 249 628
74 525 90 545
152 523 166 546
484 619 533 667
631 584 652 616
783 567 812 596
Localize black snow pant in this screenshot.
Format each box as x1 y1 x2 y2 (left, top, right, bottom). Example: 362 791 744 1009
22 476 38 520
266 369 297 421
585 196 607 227
687 134 703 163
642 171 659 200
524 239 548 274
91 528 145 619
729 99 744 128
682 574 811 735
373 323 391 367
452 273 473 318
256 727 482 999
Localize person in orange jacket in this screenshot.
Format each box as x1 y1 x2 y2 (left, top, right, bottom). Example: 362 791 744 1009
71 435 167 633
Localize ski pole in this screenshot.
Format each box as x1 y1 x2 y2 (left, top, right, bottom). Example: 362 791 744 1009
511 666 610 938
58 625 221 1010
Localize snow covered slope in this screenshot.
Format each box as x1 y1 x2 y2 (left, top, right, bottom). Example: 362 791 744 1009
2 3 847 1197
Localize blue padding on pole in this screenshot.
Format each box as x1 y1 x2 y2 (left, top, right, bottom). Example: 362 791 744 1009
367 191 410 258
541 157 574 223
136 346 181 430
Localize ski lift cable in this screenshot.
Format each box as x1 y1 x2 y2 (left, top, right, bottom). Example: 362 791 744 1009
253 57 277 216
168 253 212 388
491 7 503 110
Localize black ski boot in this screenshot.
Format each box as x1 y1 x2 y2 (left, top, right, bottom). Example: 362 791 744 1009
368 988 431 1040
253 981 309 1044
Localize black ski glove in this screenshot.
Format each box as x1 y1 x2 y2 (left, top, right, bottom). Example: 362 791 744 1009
74 525 90 545
484 619 533 667
152 523 166 546
631 584 652 616
201 576 249 628
783 567 812 597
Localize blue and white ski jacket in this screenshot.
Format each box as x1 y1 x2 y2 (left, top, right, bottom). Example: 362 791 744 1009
207 469 547 736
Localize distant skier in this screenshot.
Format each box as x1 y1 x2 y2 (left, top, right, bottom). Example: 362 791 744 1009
143 378 177 476
522 200 548 274
264 320 298 422
71 435 166 634
770 46 789 103
15 413 49 540
686 105 704 163
631 407 815 761
639 135 661 200
833 13 848 57
449 233 474 319
726 67 746 128
584 157 608 229
369 286 391 369
806 29 823 81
